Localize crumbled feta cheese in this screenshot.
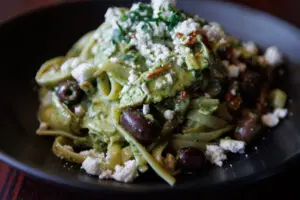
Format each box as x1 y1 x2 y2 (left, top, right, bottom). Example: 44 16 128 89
110 57 119 63
71 63 96 84
202 22 225 42
165 73 173 84
205 145 227 167
262 108 288 127
99 170 113 179
174 18 200 36
112 160 139 183
155 79 167 89
133 22 170 66
74 105 85 117
105 7 123 28
141 83 150 94
164 110 175 120
152 0 176 18
81 157 103 175
219 139 246 154
243 41 258 54
273 108 288 119
261 113 279 127
91 45 98 55
264 46 283 66
230 89 236 96
142 104 150 115
227 65 240 78
130 3 140 11
103 45 116 56
63 145 74 152
128 70 138 84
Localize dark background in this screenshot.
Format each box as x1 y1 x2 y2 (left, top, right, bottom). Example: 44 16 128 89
0 0 300 199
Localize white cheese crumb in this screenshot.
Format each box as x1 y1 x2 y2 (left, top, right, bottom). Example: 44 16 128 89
71 63 96 84
152 0 176 18
63 145 74 152
104 7 123 28
142 104 150 115
205 145 227 167
155 79 167 89
230 89 236 96
91 45 98 55
99 170 113 180
81 157 103 175
228 65 240 78
264 46 283 66
112 160 139 183
261 113 279 127
164 110 175 120
141 83 150 94
202 22 225 42
74 105 85 117
109 57 119 63
219 139 246 154
174 18 200 36
262 108 288 127
128 70 138 84
273 108 288 119
165 73 173 84
243 41 258 54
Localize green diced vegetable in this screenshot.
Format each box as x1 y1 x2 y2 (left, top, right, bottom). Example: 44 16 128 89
187 110 228 129
269 89 287 108
189 97 219 115
173 125 234 142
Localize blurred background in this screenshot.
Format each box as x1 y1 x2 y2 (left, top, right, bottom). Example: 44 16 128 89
0 0 300 28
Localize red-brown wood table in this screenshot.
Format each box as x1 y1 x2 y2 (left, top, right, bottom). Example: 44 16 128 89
0 0 300 199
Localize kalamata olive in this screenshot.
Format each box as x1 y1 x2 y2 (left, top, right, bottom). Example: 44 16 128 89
234 110 261 142
56 80 83 105
177 147 206 171
240 69 261 103
120 108 160 145
216 43 232 60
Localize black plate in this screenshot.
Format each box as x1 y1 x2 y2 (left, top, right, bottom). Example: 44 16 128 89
1 0 300 194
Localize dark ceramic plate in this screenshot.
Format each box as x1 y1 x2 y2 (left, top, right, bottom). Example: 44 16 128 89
1 0 300 194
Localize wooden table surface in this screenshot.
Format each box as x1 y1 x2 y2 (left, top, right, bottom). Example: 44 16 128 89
0 0 300 199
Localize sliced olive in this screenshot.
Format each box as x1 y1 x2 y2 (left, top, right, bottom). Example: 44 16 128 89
120 108 160 145
56 80 83 105
177 147 206 171
234 110 261 142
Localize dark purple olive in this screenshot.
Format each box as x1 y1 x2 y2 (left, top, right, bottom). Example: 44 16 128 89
234 110 261 142
120 109 159 144
177 147 206 171
240 69 261 103
56 80 83 105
